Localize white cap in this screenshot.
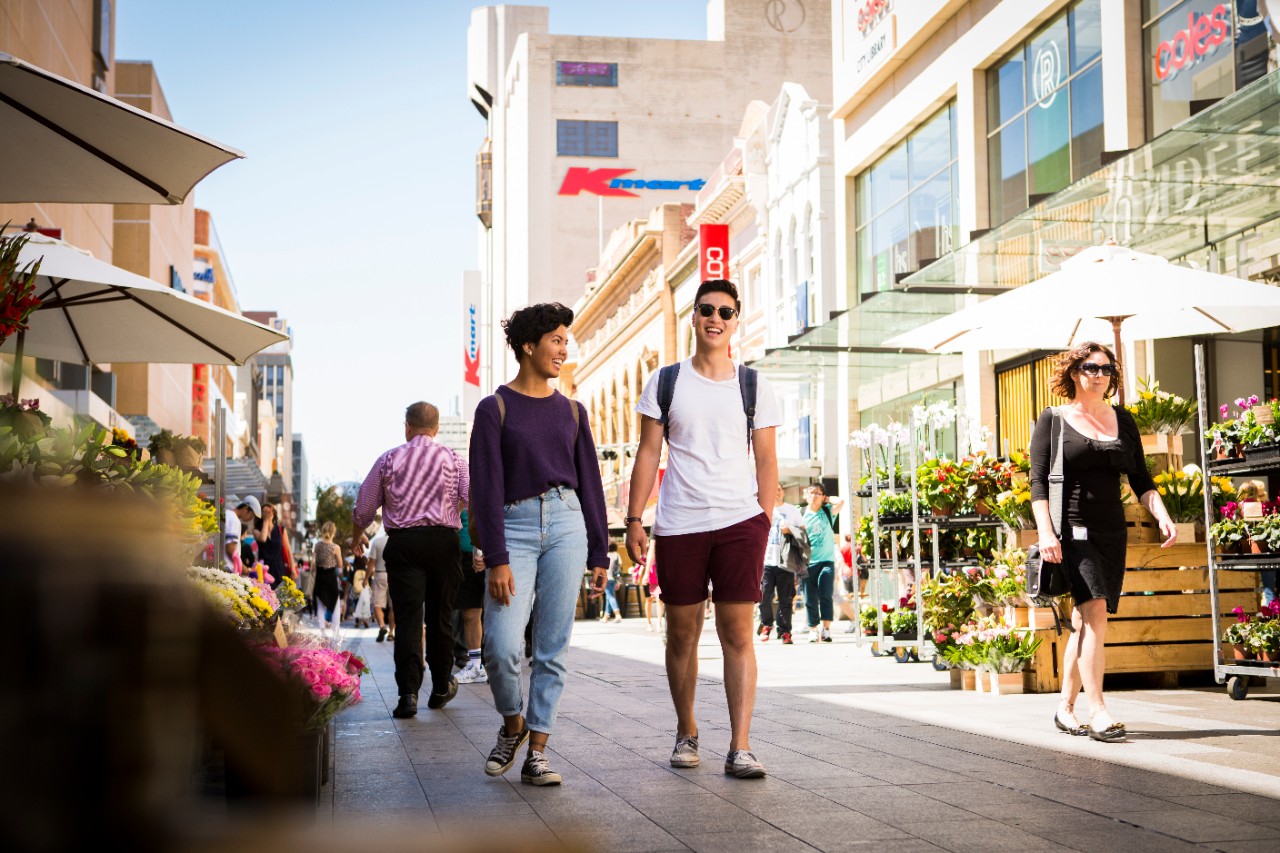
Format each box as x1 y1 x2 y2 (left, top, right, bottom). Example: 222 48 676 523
238 495 262 518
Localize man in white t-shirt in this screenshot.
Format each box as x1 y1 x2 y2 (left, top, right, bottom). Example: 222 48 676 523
626 278 780 780
223 507 242 573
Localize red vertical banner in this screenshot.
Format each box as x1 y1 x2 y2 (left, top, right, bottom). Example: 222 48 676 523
699 224 729 283
192 364 209 444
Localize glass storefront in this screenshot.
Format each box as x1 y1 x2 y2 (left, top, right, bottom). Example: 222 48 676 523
987 0 1104 227
854 103 959 295
1145 0 1275 138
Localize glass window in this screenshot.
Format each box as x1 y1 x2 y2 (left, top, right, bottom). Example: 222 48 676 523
1070 0 1102 71
986 0 1104 226
556 120 618 157
855 103 959 294
1144 0 1237 138
556 61 618 87
1070 62 1105 180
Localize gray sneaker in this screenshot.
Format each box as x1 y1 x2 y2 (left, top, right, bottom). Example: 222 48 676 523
670 734 700 768
724 749 766 778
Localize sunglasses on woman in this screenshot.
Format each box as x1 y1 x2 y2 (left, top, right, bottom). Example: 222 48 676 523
1077 363 1117 377
696 303 738 320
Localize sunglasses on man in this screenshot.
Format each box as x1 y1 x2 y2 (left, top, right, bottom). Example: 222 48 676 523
1077 362 1117 377
695 303 738 321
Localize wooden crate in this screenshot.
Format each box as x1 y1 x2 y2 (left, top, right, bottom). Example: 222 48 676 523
1124 503 1160 543
1018 542 1258 692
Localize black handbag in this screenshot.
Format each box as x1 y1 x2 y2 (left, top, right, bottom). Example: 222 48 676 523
1026 407 1072 602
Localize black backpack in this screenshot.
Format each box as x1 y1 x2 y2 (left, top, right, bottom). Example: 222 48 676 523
655 362 758 451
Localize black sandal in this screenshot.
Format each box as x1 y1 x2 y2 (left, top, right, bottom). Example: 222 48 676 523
1087 722 1126 742
1053 713 1089 737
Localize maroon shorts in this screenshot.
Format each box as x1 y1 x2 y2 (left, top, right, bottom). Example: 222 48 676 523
654 512 769 605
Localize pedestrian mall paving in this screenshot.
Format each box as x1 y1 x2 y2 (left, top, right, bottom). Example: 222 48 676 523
327 618 1280 852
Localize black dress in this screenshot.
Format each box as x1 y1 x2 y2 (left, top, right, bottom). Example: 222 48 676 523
1029 406 1158 614
312 540 341 614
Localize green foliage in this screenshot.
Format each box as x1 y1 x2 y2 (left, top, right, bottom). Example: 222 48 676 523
1125 378 1198 436
0 420 216 538
314 483 354 544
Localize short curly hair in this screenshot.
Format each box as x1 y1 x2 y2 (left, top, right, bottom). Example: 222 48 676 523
503 303 574 362
1050 341 1121 400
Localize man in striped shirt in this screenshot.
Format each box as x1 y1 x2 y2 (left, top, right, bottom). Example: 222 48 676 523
353 401 470 718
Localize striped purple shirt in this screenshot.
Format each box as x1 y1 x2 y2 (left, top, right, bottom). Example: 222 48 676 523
353 434 469 531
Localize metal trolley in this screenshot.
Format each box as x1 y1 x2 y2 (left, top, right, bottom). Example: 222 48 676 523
1197 343 1279 700
852 410 1010 666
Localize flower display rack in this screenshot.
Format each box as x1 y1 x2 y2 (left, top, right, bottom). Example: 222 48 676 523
1195 343 1275 701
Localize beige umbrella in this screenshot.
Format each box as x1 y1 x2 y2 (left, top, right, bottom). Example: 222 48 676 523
2 232 286 396
0 52 243 204
884 245 1280 403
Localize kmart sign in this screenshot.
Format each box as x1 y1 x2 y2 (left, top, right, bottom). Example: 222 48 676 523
558 167 706 198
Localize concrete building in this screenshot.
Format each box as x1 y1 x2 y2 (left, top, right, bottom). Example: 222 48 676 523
466 0 833 395
435 415 471 456
0 4 200 442
742 0 1280 511
193 209 242 455
292 432 309 533
242 311 295 527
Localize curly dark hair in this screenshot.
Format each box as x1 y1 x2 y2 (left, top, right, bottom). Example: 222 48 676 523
1050 341 1121 400
502 302 574 363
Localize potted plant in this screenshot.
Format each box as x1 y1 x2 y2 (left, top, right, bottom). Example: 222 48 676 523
148 429 177 466
889 596 918 640
984 625 1042 694
1126 378 1197 453
1248 618 1280 662
961 452 1006 515
859 604 880 637
1223 609 1254 661
173 434 207 468
1152 466 1205 542
1210 514 1251 556
918 457 966 517
0 395 50 439
0 228 43 349
876 491 914 523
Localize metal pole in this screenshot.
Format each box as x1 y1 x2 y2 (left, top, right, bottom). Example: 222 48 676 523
215 400 226 569
1195 344 1223 681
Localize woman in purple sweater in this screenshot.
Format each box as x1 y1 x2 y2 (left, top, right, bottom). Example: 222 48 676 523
469 302 609 786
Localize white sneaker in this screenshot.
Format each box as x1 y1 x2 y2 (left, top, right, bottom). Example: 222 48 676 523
455 661 488 684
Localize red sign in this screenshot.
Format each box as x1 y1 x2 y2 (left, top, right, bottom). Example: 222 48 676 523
699 224 730 284
557 167 639 198
1153 4 1230 82
856 0 892 34
192 364 208 443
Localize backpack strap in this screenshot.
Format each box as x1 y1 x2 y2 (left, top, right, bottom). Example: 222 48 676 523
656 363 680 442
1048 406 1064 538
495 390 507 429
739 365 757 451
570 394 580 443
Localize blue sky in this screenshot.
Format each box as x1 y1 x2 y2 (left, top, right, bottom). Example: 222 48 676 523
115 0 705 488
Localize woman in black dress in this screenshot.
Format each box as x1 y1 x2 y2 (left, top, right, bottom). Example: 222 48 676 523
1030 342 1175 742
312 520 343 624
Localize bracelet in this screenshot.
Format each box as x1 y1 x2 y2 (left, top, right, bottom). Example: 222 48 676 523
625 516 643 525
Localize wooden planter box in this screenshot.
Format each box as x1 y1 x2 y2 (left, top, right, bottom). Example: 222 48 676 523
1124 503 1160 544
1019 543 1256 692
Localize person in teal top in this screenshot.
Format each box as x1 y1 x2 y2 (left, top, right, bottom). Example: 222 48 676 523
801 483 845 643
454 508 488 684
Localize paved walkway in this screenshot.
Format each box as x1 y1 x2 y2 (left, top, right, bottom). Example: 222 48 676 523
327 617 1280 852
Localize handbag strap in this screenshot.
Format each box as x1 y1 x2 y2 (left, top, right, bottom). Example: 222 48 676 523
1049 406 1064 538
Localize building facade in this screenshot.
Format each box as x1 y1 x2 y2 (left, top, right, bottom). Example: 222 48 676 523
467 0 833 394
193 209 242 455
753 0 1280 513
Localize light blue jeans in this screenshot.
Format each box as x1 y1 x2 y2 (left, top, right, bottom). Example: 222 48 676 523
483 487 588 734
603 579 620 616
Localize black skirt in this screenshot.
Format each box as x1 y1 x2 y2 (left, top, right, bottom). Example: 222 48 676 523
314 566 340 612
1062 525 1127 614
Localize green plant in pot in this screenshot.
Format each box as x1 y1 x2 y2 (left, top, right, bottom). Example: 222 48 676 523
1222 610 1254 660
917 457 965 517
1210 516 1251 555
1247 618 1280 661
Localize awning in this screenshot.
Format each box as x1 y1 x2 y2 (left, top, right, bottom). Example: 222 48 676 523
749 290 966 401
902 69 1280 291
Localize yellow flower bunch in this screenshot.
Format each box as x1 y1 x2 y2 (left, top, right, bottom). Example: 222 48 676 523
276 576 306 611
1152 467 1204 523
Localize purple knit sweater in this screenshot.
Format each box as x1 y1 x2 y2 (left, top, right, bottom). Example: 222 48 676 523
468 386 608 570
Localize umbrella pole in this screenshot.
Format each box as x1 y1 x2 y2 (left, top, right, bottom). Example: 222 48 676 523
10 330 24 399
1107 317 1125 407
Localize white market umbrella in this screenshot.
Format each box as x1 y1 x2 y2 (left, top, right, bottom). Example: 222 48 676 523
884 245 1280 400
1 232 286 396
0 52 243 204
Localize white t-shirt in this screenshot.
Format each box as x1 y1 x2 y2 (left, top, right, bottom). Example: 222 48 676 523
764 502 806 567
369 529 388 578
223 510 242 572
636 360 781 536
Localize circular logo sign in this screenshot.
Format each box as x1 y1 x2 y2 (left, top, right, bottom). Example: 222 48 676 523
1031 40 1062 109
764 0 806 34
